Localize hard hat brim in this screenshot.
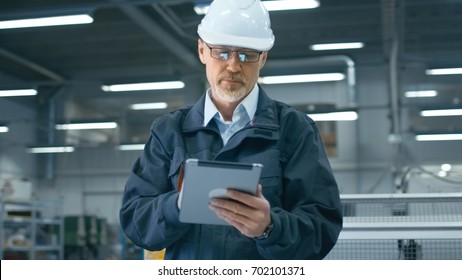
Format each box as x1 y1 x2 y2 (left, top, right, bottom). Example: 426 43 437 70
198 29 274 52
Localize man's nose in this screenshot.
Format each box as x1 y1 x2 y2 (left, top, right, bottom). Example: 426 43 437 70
226 52 242 72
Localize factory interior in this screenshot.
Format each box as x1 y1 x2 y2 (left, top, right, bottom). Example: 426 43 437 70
1 0 461 260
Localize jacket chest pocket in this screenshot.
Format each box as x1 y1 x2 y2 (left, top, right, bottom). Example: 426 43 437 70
260 161 283 208
240 147 283 208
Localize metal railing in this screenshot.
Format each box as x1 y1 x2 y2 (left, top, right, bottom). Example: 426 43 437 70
326 193 462 259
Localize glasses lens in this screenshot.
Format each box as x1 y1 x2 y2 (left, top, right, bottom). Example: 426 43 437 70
238 53 247 62
217 50 230 60
240 52 260 62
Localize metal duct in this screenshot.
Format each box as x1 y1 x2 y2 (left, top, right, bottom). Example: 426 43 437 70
264 55 357 106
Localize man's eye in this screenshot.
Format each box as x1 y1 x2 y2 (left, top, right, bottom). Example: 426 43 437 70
238 53 247 61
218 52 230 60
245 53 257 59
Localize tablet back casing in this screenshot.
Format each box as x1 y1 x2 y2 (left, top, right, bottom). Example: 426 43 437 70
179 159 263 226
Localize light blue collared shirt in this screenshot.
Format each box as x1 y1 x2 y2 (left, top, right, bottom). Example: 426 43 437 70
203 85 259 145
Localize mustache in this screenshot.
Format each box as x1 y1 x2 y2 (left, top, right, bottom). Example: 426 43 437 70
218 73 246 83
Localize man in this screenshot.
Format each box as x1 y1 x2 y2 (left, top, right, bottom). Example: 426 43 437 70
120 0 342 260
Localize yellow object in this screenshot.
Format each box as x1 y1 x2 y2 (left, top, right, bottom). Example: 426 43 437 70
144 249 165 260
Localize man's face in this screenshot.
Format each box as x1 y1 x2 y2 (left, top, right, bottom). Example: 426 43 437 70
198 39 267 104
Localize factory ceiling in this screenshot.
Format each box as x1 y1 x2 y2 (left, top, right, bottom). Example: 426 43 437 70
1 0 461 145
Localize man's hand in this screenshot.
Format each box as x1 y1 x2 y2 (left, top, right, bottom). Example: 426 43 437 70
209 184 271 238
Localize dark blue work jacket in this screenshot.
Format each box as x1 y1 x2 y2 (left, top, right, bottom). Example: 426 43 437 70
120 88 342 259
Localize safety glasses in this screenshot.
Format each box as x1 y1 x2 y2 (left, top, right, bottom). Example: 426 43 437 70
205 43 262 63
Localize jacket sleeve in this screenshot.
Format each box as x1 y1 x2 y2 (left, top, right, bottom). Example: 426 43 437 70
256 119 343 259
119 130 190 251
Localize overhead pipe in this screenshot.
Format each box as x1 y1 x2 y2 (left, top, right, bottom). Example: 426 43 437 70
263 55 357 106
382 0 401 139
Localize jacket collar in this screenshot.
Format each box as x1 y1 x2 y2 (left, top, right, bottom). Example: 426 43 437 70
182 85 279 133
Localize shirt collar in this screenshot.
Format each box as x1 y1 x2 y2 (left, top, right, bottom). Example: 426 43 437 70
203 84 259 127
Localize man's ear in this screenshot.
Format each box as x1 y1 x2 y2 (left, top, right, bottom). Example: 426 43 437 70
259 52 268 69
198 39 206 64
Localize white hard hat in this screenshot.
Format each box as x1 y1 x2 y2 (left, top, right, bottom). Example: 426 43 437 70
197 0 275 51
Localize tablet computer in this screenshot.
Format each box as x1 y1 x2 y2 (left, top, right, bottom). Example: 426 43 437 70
179 158 263 226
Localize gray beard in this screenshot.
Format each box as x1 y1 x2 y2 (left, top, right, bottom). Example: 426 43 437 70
215 85 248 103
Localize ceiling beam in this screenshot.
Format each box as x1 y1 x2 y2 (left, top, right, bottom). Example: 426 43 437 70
114 1 201 69
0 47 65 82
0 0 201 73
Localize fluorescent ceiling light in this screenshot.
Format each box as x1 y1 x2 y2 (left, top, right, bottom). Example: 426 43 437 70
309 111 358 121
130 102 168 110
117 144 145 151
420 109 462 117
310 42 364 51
259 73 345 84
441 164 452 172
27 146 75 153
438 170 448 177
425 68 462 75
102 81 185 92
0 89 37 97
194 0 319 15
55 122 118 130
263 0 320 11
0 126 9 133
194 5 209 15
0 14 93 30
415 134 462 141
405 90 438 98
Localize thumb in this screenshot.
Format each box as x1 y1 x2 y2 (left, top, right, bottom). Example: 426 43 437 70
256 184 263 198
